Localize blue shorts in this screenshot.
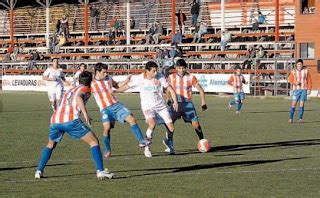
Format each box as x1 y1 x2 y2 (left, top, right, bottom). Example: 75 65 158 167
170 101 199 123
49 119 90 142
292 90 307 102
234 92 245 102
101 102 131 124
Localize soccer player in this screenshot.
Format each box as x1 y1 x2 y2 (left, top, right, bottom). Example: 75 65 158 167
90 63 151 158
73 63 86 87
42 58 65 111
228 66 247 114
35 71 114 180
288 59 312 123
117 61 178 156
167 59 208 144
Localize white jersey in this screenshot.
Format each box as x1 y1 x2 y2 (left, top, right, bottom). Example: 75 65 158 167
73 70 82 86
43 67 65 91
129 72 169 110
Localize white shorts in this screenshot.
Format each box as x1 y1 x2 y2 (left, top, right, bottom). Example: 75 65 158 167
142 107 172 124
47 87 64 102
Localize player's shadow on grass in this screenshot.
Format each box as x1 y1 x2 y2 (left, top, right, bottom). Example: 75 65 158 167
213 139 320 153
0 163 69 172
119 157 306 178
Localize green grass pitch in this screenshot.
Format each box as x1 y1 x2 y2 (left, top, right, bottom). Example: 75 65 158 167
0 92 319 197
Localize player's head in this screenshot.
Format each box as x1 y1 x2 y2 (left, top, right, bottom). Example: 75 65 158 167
94 62 108 80
175 58 187 74
52 58 59 68
79 71 93 87
234 66 242 75
79 63 87 71
296 59 303 70
145 61 159 78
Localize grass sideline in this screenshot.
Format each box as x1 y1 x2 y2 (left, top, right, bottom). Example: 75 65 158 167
0 92 319 197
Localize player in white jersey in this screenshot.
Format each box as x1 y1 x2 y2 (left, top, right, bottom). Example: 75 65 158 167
73 63 86 87
118 61 178 155
42 58 66 111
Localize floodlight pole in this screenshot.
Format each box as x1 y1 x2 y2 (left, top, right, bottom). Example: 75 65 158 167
126 2 130 47
84 0 89 47
275 0 279 44
171 0 175 36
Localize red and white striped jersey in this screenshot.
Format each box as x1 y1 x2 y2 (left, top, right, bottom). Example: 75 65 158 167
51 85 91 124
91 76 119 111
228 74 246 93
288 68 312 90
168 72 198 102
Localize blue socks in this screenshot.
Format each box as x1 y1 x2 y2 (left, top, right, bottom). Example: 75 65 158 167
290 107 295 120
130 124 144 143
229 100 235 106
103 136 111 152
236 102 243 111
195 126 204 140
91 145 104 171
299 106 304 120
37 147 53 172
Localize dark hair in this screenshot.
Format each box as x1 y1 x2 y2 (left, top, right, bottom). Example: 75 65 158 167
94 62 108 73
79 71 93 86
80 63 87 70
145 61 158 71
296 59 303 64
175 59 187 68
235 66 241 70
52 58 59 62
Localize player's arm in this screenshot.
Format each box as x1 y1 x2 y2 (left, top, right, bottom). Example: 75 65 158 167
227 76 234 86
114 84 130 93
194 83 207 111
42 70 56 81
76 92 91 127
166 85 178 112
116 74 132 88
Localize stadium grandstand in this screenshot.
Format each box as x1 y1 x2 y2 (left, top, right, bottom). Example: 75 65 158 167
0 0 319 96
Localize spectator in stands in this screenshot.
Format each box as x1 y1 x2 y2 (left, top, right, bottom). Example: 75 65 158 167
192 22 207 43
303 6 309 14
27 50 40 70
252 18 260 32
102 4 111 30
258 12 266 24
153 23 163 44
130 17 136 29
55 19 61 34
172 29 183 45
49 34 58 54
72 19 77 32
55 33 66 53
156 48 163 66
169 43 178 59
191 0 200 27
60 15 69 38
10 44 18 61
145 24 155 44
220 29 233 51
255 45 266 59
175 45 183 58
90 5 99 31
176 9 187 34
4 50 11 62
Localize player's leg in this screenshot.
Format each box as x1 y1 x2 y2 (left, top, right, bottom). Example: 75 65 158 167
143 109 157 141
191 121 204 140
183 102 203 140
298 90 307 123
158 108 175 154
102 121 113 158
228 94 236 110
236 93 245 114
35 140 57 179
289 90 299 123
48 91 56 111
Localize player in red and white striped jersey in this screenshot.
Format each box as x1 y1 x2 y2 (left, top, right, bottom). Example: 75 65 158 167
288 59 312 123
91 63 151 158
228 66 247 114
167 59 208 143
35 71 114 180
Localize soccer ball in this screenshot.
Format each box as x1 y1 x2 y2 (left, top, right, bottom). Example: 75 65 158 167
197 139 211 153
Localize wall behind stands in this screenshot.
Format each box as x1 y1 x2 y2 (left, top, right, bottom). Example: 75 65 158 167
2 74 251 94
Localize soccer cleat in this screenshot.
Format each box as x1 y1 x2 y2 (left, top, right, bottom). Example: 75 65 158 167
104 151 111 158
144 146 152 158
97 169 114 180
35 170 43 179
138 140 151 148
235 111 241 115
288 119 293 123
298 119 304 123
162 138 175 154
